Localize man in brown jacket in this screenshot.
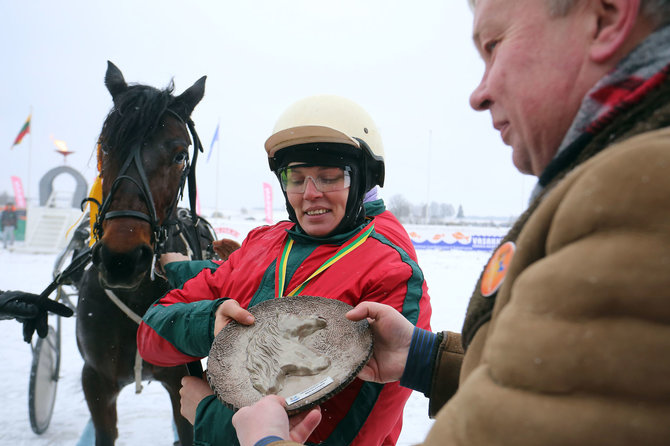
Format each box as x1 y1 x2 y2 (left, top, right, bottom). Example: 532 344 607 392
230 0 670 444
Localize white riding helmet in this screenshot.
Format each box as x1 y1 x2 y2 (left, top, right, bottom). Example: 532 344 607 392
265 94 385 188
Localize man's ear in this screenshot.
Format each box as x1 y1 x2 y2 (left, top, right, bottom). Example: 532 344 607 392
589 0 641 63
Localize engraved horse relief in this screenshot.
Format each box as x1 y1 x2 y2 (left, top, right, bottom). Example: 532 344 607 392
246 314 331 394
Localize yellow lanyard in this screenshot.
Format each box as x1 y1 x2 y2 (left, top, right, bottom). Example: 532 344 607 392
275 221 375 298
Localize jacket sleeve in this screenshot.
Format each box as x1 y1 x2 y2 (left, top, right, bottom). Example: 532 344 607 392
192 395 238 446
420 129 670 445
137 265 227 367
137 226 266 367
367 230 430 328
428 331 464 417
398 328 464 418
164 259 221 289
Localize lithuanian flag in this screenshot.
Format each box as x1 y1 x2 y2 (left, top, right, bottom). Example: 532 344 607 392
12 114 31 148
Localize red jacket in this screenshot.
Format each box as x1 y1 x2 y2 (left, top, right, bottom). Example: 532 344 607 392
138 202 432 445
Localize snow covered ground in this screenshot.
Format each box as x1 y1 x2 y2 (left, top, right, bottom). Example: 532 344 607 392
0 227 498 445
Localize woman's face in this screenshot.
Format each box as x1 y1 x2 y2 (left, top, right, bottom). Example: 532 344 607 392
283 164 350 237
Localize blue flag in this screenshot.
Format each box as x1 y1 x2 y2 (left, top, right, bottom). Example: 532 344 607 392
207 123 220 162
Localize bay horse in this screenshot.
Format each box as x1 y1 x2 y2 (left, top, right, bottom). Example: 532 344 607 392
76 61 215 446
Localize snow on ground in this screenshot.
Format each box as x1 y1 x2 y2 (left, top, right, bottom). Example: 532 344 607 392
0 227 496 445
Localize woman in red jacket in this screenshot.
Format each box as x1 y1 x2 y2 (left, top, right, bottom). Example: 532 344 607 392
137 95 432 446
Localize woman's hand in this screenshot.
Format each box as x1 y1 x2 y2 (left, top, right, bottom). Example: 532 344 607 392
179 376 214 425
346 301 414 383
159 252 190 268
213 299 255 336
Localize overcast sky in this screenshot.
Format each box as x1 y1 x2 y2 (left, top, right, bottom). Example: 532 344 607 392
1 0 537 218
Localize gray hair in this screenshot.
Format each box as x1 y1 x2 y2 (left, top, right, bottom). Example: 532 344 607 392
467 0 670 27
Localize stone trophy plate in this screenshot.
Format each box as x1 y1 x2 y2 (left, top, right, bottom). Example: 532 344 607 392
207 295 373 415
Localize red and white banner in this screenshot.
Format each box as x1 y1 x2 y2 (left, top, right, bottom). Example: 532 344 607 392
10 176 26 208
195 189 202 216
263 182 273 224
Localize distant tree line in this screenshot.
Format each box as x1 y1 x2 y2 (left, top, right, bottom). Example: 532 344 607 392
387 194 465 225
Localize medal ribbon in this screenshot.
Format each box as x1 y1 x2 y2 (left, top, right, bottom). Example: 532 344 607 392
276 221 375 298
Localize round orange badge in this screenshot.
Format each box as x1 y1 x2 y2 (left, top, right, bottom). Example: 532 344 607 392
480 241 515 297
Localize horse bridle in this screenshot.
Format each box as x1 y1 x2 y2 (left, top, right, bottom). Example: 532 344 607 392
86 108 204 258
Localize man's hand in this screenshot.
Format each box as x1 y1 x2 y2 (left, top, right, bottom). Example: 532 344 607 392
232 395 322 446
0 290 74 343
179 375 214 425
213 299 254 336
346 301 414 383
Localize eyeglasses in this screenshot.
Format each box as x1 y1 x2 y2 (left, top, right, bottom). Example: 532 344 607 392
279 165 351 194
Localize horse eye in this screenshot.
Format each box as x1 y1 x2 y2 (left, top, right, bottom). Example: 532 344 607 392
173 151 188 164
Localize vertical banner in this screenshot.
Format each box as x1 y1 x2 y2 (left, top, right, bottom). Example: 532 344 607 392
10 176 26 208
207 122 220 163
263 182 273 224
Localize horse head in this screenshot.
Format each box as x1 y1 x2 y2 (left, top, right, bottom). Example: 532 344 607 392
91 61 206 290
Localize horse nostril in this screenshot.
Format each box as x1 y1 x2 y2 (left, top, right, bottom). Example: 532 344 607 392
136 245 154 270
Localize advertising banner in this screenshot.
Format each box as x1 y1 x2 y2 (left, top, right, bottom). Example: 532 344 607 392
263 182 273 224
10 176 26 209
408 228 505 251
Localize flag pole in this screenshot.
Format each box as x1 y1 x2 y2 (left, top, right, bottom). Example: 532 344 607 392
424 129 432 223
27 106 33 207
215 118 221 214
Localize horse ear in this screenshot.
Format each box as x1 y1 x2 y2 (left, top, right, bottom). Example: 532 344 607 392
173 76 206 117
105 61 128 100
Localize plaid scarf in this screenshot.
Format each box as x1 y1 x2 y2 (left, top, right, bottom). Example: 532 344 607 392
532 23 670 196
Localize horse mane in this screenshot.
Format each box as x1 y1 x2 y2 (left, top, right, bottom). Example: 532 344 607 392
97 80 179 160
246 314 330 396
247 316 283 395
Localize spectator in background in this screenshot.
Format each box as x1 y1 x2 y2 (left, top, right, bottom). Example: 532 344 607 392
1 202 18 250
